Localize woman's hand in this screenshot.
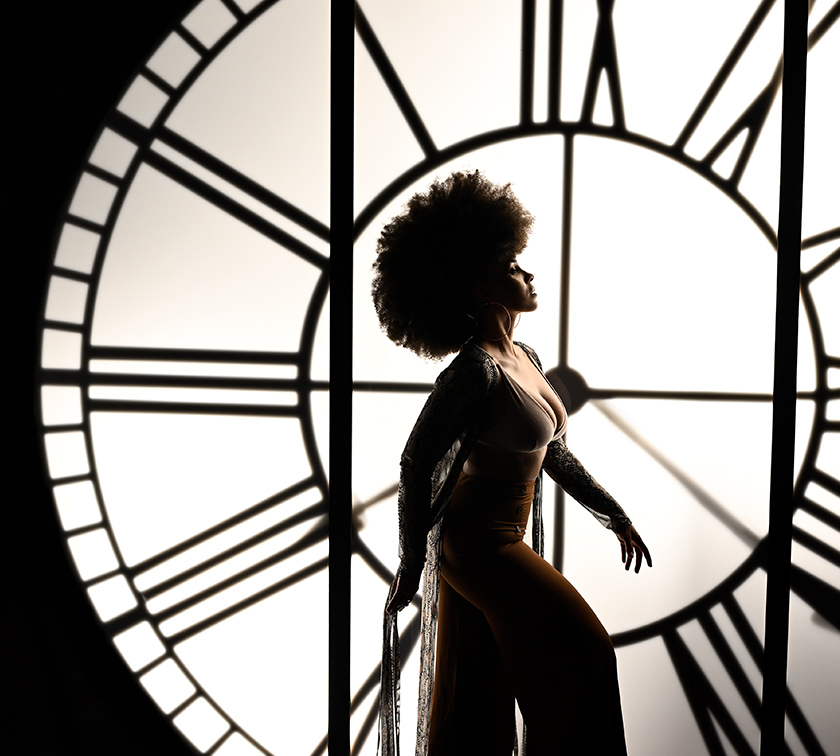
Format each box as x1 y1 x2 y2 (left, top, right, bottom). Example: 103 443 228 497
385 566 421 614
614 525 652 573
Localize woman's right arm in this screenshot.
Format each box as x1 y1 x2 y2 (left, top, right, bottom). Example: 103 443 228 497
386 352 491 613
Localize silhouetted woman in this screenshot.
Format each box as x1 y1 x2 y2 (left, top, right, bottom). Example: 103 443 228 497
374 171 651 756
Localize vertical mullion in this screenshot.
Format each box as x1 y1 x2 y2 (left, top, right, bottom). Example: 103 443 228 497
330 2 354 754
760 0 808 752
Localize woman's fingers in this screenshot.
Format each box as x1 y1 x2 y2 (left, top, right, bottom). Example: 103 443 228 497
617 526 652 573
385 569 420 614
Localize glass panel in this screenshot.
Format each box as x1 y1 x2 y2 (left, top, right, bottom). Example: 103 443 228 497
54 223 100 273
87 575 138 622
116 75 169 128
41 329 83 370
53 480 102 531
167 0 330 224
140 659 197 714
182 0 238 48
147 32 203 87
172 697 230 752
68 173 119 225
112 621 167 671
44 430 89 479
89 128 139 178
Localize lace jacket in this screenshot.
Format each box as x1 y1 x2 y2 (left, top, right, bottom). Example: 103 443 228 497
378 340 631 756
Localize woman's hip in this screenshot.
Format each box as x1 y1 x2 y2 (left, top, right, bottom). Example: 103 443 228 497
443 472 535 550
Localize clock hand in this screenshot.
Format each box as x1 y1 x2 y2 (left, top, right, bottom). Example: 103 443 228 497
351 483 400 534
592 400 762 549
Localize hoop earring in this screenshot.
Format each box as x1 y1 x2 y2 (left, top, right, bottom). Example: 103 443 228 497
475 302 512 341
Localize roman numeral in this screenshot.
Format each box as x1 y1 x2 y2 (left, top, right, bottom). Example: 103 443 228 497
675 0 837 186
519 0 562 125
801 232 839 286
126 478 328 646
355 3 437 158
86 345 315 417
673 0 778 184
792 465 840 630
665 591 827 756
580 0 625 129
140 131 329 270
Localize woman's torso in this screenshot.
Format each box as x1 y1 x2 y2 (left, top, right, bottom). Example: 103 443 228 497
463 346 566 481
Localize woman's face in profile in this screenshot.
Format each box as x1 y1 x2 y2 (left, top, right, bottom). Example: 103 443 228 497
476 257 538 315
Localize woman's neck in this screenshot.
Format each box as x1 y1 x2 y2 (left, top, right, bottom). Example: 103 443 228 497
475 331 519 362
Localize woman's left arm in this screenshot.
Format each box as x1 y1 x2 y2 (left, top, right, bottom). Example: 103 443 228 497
543 439 652 572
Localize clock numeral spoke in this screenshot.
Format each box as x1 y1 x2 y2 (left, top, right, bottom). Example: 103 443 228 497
673 0 779 184
807 467 840 502
352 379 435 394
129 477 322 579
156 127 330 244
789 564 840 631
354 3 437 158
580 0 625 129
664 625 758 756
809 1 840 51
801 242 839 286
85 343 309 416
589 387 774 402
100 603 158 638
88 343 301 367
592 401 762 549
87 394 300 418
545 0 563 123
698 608 789 755
698 72 780 186
138 500 327 603
520 0 536 124
150 517 327 625
720 595 829 756
123 478 328 647
791 465 840 630
142 147 328 271
757 488 840 631
793 510 840 570
165 555 329 648
519 0 566 125
664 595 823 756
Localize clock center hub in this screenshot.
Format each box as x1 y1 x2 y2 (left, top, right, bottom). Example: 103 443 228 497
545 364 589 415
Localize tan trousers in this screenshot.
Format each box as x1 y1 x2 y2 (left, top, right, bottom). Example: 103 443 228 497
428 474 627 756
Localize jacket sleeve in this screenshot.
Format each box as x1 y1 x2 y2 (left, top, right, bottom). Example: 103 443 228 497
542 438 632 531
397 352 492 580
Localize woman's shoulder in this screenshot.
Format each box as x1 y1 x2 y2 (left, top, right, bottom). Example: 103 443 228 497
435 340 499 388
514 340 543 368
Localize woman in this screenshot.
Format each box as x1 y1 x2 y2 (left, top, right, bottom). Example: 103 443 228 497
373 171 651 756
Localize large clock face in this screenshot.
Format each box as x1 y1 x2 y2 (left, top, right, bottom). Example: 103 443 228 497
37 1 838 755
